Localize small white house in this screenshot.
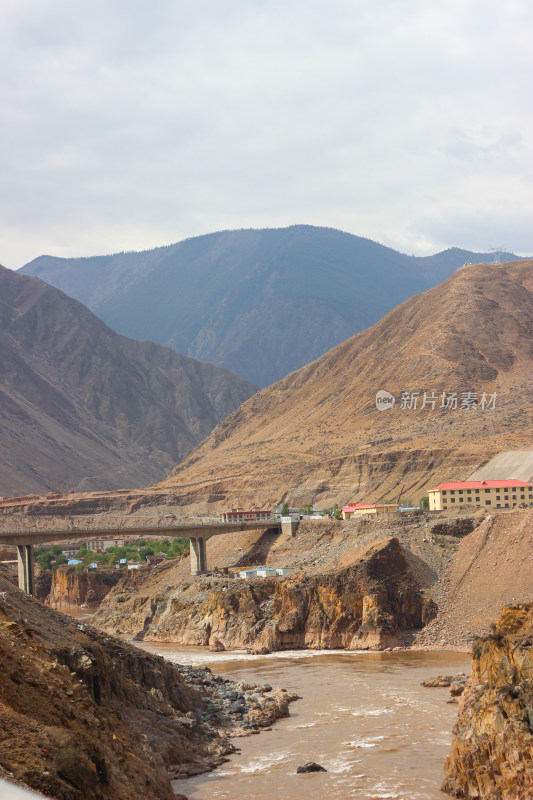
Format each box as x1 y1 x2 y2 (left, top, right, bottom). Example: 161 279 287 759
238 569 258 579
275 567 294 576
256 568 278 578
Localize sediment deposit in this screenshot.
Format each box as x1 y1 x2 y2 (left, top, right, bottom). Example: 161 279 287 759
442 603 533 799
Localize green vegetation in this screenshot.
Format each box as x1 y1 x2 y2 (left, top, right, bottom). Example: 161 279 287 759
35 545 67 571
281 502 289 516
419 496 429 510
35 537 190 571
301 504 314 515
321 505 341 518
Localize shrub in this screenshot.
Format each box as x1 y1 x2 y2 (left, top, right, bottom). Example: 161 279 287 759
54 746 98 791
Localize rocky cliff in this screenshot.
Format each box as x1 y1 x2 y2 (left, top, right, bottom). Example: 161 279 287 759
91 510 533 653
442 603 533 799
0 574 296 799
46 565 121 609
93 519 448 651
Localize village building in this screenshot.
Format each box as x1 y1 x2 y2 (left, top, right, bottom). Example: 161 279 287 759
86 537 126 553
341 502 398 519
428 480 533 511
146 552 167 566
222 508 273 523
274 506 302 520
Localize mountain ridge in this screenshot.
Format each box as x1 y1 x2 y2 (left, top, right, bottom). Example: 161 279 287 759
21 225 526 386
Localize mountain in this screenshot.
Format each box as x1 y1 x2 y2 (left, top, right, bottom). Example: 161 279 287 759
19 226 524 386
155 260 533 510
0 265 257 495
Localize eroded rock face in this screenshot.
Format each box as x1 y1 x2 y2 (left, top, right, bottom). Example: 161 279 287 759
442 603 533 799
96 537 435 652
46 564 121 609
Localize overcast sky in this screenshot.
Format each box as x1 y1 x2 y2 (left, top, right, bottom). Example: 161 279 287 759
1 0 532 268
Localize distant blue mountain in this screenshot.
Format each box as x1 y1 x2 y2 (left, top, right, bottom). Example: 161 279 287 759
20 225 523 386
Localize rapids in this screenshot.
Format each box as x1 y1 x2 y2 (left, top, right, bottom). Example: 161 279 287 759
134 643 470 800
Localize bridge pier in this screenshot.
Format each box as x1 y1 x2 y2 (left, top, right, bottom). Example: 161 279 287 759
281 518 300 537
17 544 35 596
189 536 207 575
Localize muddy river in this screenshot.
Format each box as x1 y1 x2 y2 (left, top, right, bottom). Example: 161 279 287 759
134 644 470 800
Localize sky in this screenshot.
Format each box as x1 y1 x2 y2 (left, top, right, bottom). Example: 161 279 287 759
1 0 532 269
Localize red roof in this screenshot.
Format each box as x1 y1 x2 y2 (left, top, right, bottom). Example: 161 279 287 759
343 502 398 511
428 480 532 492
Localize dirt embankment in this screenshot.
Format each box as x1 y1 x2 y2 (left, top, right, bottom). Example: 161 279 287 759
442 603 533 799
0 575 297 799
414 509 533 648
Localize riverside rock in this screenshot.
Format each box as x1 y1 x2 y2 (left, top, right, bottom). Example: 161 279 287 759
297 762 327 773
94 535 436 652
442 603 533 799
45 564 121 609
0 574 296 799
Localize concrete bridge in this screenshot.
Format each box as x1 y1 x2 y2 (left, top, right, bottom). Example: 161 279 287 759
0 518 299 595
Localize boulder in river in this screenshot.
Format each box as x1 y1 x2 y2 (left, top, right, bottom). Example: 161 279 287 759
297 762 327 774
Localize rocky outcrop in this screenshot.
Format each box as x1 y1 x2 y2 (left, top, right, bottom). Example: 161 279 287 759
35 569 53 602
46 564 121 609
0 574 296 799
96 537 436 652
442 603 533 799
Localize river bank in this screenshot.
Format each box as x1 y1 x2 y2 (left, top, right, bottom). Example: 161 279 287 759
0 575 297 799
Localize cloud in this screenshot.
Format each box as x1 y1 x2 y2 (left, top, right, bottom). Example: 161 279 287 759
1 0 532 267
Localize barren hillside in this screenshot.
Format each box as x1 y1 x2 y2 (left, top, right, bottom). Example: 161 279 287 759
155 260 533 511
0 266 256 495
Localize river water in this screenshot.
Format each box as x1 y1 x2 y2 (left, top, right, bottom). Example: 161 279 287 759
134 643 470 800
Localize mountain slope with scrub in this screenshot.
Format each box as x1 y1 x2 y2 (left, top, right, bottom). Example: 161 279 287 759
0 266 256 496
156 259 533 511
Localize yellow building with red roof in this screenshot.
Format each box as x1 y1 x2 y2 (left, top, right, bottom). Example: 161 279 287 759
341 502 398 519
427 480 533 511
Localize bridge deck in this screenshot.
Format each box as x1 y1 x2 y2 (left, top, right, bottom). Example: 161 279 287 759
0 520 281 546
